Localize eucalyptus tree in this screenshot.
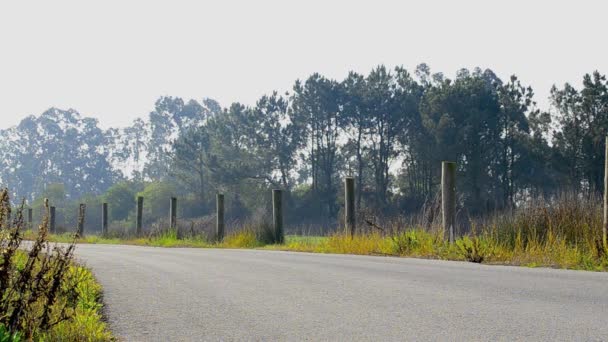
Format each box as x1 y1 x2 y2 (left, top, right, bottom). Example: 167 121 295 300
0 108 117 201
106 118 149 180
144 97 207 180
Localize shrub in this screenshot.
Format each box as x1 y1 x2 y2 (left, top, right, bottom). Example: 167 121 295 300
455 236 486 263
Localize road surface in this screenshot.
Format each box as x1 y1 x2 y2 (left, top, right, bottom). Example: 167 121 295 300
72 244 608 341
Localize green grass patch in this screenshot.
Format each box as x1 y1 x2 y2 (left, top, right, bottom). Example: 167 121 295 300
40 264 113 341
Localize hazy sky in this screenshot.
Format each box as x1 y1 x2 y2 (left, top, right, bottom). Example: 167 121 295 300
1 0 606 129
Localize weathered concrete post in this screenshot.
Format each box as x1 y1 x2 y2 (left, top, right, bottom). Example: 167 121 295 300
170 197 177 230
136 196 144 236
102 202 108 236
27 208 33 230
345 177 356 237
49 206 56 234
272 189 284 244
216 193 225 241
442 161 457 243
602 137 608 248
77 203 86 237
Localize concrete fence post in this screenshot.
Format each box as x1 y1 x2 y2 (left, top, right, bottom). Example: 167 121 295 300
442 161 457 243
77 203 86 237
170 197 177 230
102 202 108 236
27 208 33 230
49 206 56 234
345 177 356 237
272 189 284 244
216 193 225 241
602 137 608 248
136 196 144 236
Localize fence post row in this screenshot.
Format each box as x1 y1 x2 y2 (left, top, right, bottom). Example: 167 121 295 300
602 136 608 248
170 197 177 230
49 206 56 234
102 202 108 236
442 161 457 243
345 177 356 237
88 160 464 240
136 196 144 236
216 193 225 242
272 189 284 244
27 208 33 230
77 203 86 237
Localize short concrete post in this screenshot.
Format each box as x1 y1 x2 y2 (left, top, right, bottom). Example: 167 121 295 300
77 203 86 237
442 161 457 243
27 208 33 230
345 177 356 237
216 193 225 241
170 197 177 230
272 189 284 244
102 202 108 236
49 206 56 234
136 196 143 236
602 137 608 248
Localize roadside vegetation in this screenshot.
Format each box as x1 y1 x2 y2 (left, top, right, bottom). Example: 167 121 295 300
27 193 608 272
0 190 112 341
8 68 608 274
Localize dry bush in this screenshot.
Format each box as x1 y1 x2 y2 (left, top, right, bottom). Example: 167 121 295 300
484 192 603 252
229 207 278 245
145 215 216 241
0 189 81 339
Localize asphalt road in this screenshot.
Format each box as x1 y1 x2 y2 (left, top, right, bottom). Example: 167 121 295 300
72 244 608 341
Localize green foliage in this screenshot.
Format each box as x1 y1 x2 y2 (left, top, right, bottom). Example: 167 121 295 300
292 74 343 217
104 182 137 221
551 71 608 193
0 325 21 342
137 182 177 224
389 230 438 256
455 236 486 263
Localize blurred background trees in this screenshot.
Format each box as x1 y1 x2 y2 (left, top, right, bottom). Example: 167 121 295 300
1 64 606 233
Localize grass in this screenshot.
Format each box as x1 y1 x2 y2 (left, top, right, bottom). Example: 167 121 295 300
30 229 608 272
27 256 113 341
24 193 608 272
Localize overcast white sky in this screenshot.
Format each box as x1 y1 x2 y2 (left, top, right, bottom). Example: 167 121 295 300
0 0 606 129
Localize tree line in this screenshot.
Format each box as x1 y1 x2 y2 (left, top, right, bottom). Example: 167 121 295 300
1 64 607 230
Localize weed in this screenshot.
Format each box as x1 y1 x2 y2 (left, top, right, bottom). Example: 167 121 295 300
0 189 112 340
455 236 485 263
